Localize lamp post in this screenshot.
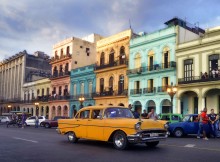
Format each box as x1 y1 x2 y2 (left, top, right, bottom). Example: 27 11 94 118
78 97 85 109
167 82 177 114
34 102 39 116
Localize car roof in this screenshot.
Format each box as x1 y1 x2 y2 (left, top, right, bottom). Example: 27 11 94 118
79 106 127 111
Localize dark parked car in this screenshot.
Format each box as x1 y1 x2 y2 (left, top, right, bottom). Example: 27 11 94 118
168 114 211 137
40 116 69 128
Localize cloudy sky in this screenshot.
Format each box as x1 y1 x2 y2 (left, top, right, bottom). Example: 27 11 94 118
0 0 220 61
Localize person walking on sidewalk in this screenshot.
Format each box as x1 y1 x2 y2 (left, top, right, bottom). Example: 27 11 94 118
35 116 39 128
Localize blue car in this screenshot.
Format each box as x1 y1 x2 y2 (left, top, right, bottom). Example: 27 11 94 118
168 114 211 137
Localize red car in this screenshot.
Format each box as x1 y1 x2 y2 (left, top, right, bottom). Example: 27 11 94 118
40 116 69 128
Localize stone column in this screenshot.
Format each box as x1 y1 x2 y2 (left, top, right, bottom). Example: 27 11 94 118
198 96 205 112
176 98 181 114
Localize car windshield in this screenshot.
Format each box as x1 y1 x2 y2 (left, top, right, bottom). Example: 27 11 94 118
182 115 190 122
104 108 134 118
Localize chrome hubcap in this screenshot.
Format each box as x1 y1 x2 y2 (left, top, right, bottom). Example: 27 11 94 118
115 134 124 147
176 131 182 136
68 133 74 141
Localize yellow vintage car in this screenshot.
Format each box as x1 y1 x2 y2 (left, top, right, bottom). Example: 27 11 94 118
57 106 168 150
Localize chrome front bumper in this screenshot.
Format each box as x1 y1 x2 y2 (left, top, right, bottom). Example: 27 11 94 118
127 132 168 143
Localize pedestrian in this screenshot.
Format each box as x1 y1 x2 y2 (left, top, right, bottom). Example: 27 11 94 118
21 112 26 128
133 107 141 119
200 108 209 140
208 109 218 138
35 115 39 128
141 109 148 119
197 110 203 138
128 104 132 111
147 108 158 120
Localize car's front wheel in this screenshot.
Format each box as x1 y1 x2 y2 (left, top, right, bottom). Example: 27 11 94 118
67 132 78 143
113 131 128 150
174 128 184 137
146 141 159 147
40 123 44 127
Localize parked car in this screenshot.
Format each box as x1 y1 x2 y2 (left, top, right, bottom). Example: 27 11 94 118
57 106 169 150
168 114 211 137
159 113 183 123
0 116 11 124
25 116 46 126
41 116 69 128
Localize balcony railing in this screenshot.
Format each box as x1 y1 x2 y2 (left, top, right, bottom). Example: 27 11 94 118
130 89 142 95
178 74 220 84
70 93 94 100
95 59 128 70
93 89 128 97
49 95 70 101
32 95 50 102
143 87 156 94
127 61 176 75
50 53 71 63
157 86 168 92
51 71 70 79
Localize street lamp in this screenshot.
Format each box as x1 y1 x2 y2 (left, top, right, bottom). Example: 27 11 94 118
8 105 12 113
35 102 39 116
167 82 177 114
78 97 85 109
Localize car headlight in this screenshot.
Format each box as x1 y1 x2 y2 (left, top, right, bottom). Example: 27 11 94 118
134 122 141 130
164 123 169 129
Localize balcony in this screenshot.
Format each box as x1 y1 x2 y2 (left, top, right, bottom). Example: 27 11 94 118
157 86 167 93
178 74 220 84
143 87 156 94
50 53 72 63
93 89 128 97
70 93 94 100
127 61 176 75
130 89 142 95
49 95 70 101
50 71 70 79
32 95 50 102
95 59 128 70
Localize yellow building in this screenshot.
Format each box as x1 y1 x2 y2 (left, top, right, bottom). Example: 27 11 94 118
21 78 51 118
94 29 132 106
176 26 220 114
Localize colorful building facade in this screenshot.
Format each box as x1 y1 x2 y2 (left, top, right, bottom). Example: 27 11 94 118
94 29 132 106
176 26 220 114
128 18 204 114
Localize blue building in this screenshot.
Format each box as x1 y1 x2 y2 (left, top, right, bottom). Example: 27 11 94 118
128 18 202 114
69 64 96 117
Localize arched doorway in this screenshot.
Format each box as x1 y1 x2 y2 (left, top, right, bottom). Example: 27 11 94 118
109 49 115 65
46 106 49 119
41 106 44 116
63 105 68 117
52 106 56 119
57 106 61 116
180 91 198 115
204 88 220 113
133 101 142 111
147 100 156 113
119 46 126 64
27 108 29 113
161 99 171 113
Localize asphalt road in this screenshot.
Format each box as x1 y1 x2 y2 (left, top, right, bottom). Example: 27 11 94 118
0 124 220 162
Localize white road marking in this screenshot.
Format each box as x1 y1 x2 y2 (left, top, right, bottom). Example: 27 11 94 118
184 144 195 148
13 137 38 143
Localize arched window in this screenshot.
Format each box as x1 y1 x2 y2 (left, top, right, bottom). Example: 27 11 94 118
61 49 63 57
53 66 58 76
118 75 124 94
134 53 141 68
119 46 126 64
148 50 154 71
100 78 104 93
109 77 114 94
66 46 70 55
65 63 69 73
80 82 84 95
163 47 170 69
100 52 105 65
109 49 115 65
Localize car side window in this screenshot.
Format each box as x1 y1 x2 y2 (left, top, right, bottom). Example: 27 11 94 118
161 115 170 120
38 117 43 119
171 115 179 121
30 117 36 119
91 109 103 119
80 110 90 119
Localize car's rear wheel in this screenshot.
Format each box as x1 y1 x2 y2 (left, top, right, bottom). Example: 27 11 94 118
67 132 78 143
146 141 159 147
113 131 128 150
45 123 50 128
174 128 184 137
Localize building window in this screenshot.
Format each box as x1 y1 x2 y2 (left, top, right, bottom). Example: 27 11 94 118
66 46 70 54
59 86 62 96
148 79 154 92
80 83 84 95
184 59 193 81
75 61 77 64
109 77 114 93
37 89 40 96
100 78 104 93
100 52 105 65
119 46 126 65
209 54 219 75
134 53 141 68
53 87 56 95
86 48 90 56
42 89 44 96
109 49 115 65
64 85 68 95
47 88 50 96
59 65 63 74
32 92 34 99
73 84 77 96
164 51 169 68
